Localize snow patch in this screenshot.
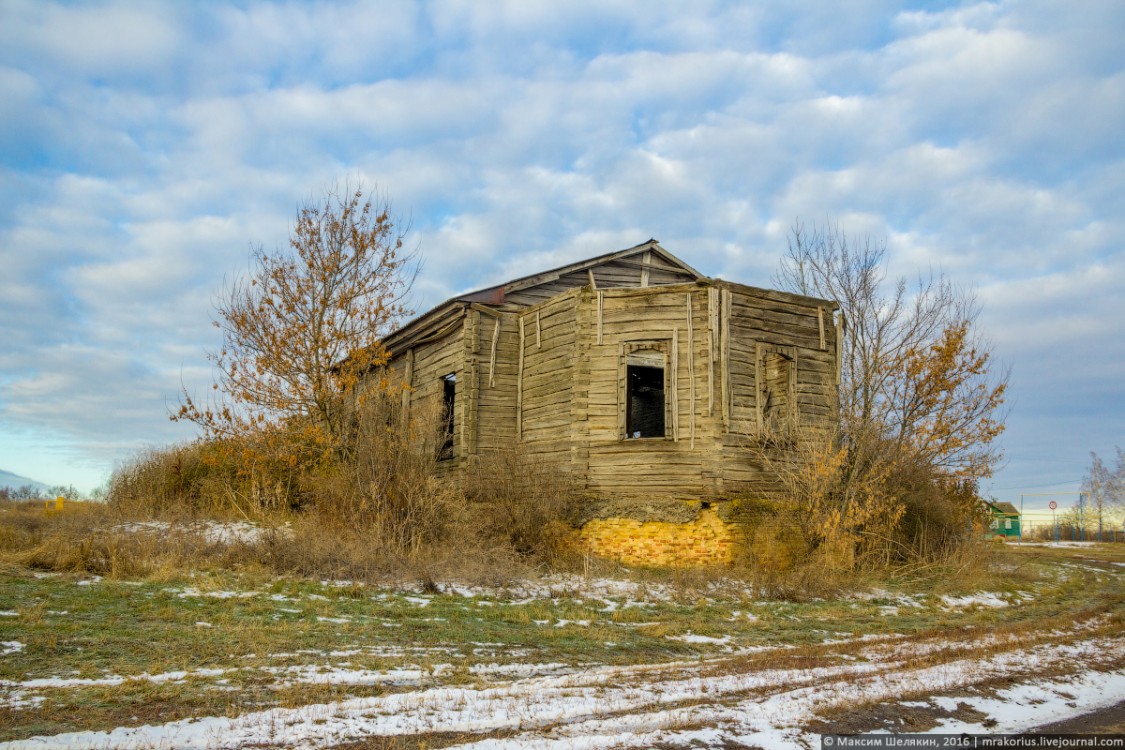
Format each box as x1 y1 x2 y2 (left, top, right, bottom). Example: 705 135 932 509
116 520 284 544
668 633 731 645
940 592 1010 609
10 637 1122 750
1 668 230 690
173 587 259 600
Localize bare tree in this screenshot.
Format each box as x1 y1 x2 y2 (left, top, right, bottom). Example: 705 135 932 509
775 219 1008 480
175 182 417 458
1083 448 1125 539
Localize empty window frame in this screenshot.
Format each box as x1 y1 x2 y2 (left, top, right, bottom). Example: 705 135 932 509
623 345 668 439
439 373 456 460
756 344 796 437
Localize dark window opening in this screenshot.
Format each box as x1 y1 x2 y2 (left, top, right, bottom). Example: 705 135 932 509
626 364 665 438
440 373 456 460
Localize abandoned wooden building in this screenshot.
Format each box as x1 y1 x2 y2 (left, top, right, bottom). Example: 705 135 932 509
376 240 841 564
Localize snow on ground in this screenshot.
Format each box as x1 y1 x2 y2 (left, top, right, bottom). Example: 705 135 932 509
115 521 284 544
0 668 230 690
1017 541 1125 548
926 670 1125 733
0 642 23 655
264 661 581 689
173 587 261 599
3 633 1121 750
939 592 1010 609
446 575 678 603
667 633 731 646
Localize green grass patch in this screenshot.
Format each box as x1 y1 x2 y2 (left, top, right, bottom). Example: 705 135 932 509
1 544 1123 742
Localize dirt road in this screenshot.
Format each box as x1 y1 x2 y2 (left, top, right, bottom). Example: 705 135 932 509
1036 701 1125 733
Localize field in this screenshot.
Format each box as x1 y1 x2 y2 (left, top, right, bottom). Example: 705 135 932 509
1 537 1123 749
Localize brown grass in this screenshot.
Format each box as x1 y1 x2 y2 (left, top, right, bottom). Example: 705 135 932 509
2 397 580 585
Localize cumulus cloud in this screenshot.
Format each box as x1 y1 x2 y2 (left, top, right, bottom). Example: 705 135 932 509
0 0 1121 497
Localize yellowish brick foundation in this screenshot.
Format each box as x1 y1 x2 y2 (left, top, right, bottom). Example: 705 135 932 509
578 507 744 566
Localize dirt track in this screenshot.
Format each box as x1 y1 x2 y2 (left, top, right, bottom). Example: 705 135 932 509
1035 701 1125 733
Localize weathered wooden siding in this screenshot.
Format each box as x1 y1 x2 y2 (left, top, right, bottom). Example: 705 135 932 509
515 292 578 474
725 284 838 431
579 284 714 498
392 309 468 470
472 311 520 453
719 283 839 494
375 252 839 504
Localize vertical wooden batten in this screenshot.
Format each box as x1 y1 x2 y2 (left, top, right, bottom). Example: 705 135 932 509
755 342 764 435
640 251 651 287
835 311 844 385
670 327 680 442
720 289 731 428
516 315 525 440
686 293 695 449
488 318 500 387
818 306 826 350
461 311 480 461
616 341 626 439
707 287 718 416
597 291 604 345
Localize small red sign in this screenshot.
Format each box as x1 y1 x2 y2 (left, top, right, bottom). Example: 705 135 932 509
1049 501 1057 510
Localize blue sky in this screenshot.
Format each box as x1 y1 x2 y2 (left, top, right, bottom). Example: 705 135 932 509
0 0 1122 511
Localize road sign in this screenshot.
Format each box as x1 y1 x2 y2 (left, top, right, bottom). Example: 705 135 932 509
1049 501 1057 510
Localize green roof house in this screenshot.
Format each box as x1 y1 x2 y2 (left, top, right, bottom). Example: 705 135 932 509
983 500 1020 540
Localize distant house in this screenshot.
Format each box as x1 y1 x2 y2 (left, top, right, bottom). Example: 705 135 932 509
983 501 1021 540
374 240 841 564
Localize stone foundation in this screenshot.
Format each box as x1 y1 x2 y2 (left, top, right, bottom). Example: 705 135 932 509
576 497 808 568
578 506 744 566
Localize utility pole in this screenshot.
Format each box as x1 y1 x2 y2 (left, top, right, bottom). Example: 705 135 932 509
1018 494 1024 544
1079 492 1085 542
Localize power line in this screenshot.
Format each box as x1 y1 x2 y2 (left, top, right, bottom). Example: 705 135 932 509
991 479 1081 491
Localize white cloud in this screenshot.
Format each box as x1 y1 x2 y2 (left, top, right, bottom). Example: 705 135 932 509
0 1 182 80
0 0 1121 495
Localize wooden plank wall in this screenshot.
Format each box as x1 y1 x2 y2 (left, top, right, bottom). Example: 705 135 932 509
720 283 838 493
515 292 578 473
473 311 520 453
581 285 712 498
394 313 467 470
376 274 839 501
726 285 837 428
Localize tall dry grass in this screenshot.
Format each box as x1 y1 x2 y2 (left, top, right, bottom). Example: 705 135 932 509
737 425 989 592
2 391 579 584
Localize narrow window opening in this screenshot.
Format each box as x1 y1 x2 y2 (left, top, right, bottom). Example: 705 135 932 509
626 360 665 439
761 351 793 435
439 373 456 460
